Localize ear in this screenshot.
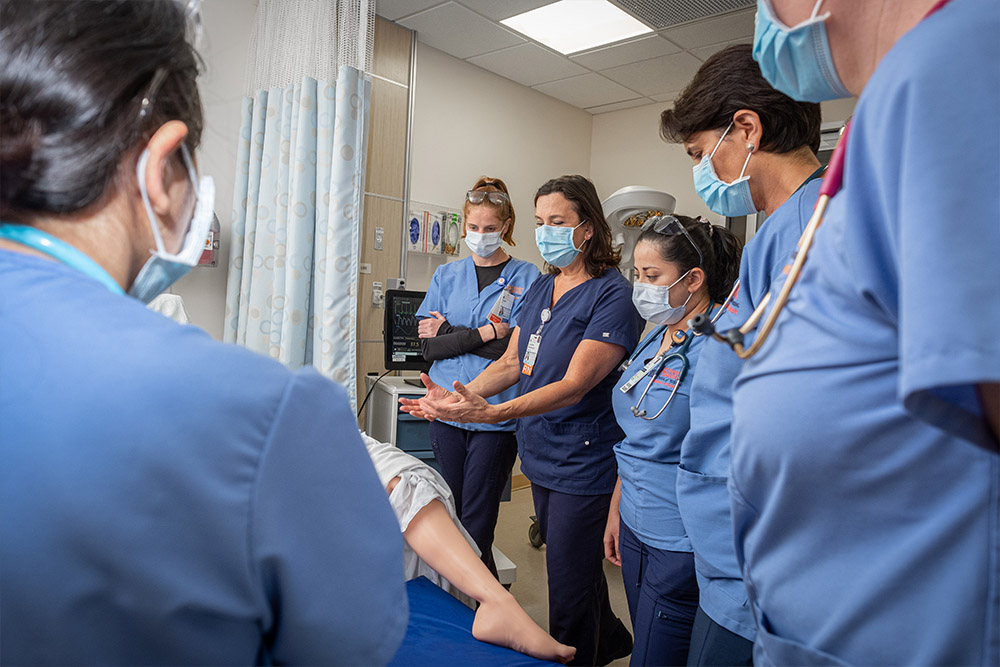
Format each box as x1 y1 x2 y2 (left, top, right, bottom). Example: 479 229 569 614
731 109 763 154
687 267 706 294
142 120 190 218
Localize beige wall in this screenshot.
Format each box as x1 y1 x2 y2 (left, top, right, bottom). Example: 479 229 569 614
589 97 858 231
172 0 256 341
406 43 594 289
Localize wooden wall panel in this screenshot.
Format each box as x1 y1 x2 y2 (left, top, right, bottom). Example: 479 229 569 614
364 78 408 199
357 17 412 425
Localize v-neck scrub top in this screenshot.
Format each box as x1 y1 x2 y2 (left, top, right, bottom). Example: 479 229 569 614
514 270 643 495
730 2 1000 664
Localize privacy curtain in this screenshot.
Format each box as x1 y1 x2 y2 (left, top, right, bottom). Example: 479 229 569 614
225 0 373 404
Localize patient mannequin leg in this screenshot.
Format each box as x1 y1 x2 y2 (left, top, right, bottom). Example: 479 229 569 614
395 479 576 664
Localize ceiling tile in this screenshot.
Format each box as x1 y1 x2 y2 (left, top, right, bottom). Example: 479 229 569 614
453 0 553 22
533 72 640 109
659 8 755 49
650 92 679 103
468 43 588 87
586 98 655 115
398 2 525 59
377 0 445 21
600 51 702 96
571 35 680 71
689 37 753 62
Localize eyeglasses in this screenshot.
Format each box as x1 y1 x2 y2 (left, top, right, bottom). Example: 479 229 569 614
641 214 703 267
467 190 509 206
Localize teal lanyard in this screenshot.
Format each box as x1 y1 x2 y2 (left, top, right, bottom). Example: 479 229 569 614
0 223 125 295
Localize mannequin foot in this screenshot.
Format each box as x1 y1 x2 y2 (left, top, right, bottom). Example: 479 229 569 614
472 591 576 663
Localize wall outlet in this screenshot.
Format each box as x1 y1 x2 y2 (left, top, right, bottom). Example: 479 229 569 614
387 278 405 291
372 281 384 307
374 227 385 251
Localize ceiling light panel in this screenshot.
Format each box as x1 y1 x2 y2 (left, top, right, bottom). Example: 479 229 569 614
501 0 653 55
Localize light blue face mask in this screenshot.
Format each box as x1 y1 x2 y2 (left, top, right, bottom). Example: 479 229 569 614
535 220 585 268
129 144 215 304
692 123 757 217
753 0 851 103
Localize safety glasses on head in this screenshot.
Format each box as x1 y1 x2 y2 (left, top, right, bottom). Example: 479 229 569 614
467 189 509 206
641 214 703 267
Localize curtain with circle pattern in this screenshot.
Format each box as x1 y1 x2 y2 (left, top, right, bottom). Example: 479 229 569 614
224 68 369 403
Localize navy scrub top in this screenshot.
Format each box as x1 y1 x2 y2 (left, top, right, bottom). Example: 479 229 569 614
515 269 642 495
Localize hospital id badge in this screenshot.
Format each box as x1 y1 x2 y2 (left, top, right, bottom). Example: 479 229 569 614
522 333 542 376
619 355 662 393
488 287 515 324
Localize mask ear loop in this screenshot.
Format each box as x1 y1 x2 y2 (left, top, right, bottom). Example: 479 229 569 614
708 122 734 159
738 143 754 180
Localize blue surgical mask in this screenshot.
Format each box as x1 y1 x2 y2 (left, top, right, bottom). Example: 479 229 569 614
632 270 692 325
129 144 215 304
753 0 851 103
692 123 757 217
536 221 585 268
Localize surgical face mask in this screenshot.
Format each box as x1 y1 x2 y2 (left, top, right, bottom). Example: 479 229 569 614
692 123 757 217
535 221 585 268
632 270 692 325
129 144 215 304
464 229 503 258
753 0 851 103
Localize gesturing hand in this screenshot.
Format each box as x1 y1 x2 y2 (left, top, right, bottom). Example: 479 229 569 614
418 311 447 338
398 373 456 421
425 380 501 424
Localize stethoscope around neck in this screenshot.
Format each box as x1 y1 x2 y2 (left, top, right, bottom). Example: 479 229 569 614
690 121 851 359
622 299 730 420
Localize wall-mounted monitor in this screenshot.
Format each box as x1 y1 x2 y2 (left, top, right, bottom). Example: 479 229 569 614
383 289 431 372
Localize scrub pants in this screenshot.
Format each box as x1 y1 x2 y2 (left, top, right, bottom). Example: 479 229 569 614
686 606 753 667
429 421 517 577
619 520 699 667
532 484 633 667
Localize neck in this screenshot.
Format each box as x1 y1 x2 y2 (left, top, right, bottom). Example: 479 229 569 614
666 290 712 339
555 256 590 283
831 0 938 95
471 247 508 267
753 150 822 216
6 192 145 291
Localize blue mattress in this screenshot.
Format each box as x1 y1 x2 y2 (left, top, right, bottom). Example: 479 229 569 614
389 577 561 666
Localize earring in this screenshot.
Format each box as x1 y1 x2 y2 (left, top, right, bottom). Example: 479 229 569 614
747 143 755 152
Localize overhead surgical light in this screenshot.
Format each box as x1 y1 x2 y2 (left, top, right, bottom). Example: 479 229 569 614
501 0 653 55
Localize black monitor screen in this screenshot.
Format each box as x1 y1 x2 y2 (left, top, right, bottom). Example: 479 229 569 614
383 290 430 371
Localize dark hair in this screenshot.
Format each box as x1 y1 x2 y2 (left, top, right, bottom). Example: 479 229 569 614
534 175 620 278
660 44 821 155
0 0 204 217
636 215 743 303
464 176 516 245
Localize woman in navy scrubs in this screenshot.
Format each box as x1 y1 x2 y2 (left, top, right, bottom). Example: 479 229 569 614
605 214 741 667
416 176 539 577
403 175 642 666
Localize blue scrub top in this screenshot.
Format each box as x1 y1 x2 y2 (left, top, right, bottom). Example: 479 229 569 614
677 177 822 641
418 255 540 431
613 324 710 552
731 3 1000 664
516 270 642 495
0 250 408 665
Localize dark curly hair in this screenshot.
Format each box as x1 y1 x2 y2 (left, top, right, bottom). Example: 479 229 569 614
660 44 820 154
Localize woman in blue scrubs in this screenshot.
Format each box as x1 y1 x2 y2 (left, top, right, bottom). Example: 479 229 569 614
605 214 741 667
0 2 406 664
403 175 642 666
729 1 1000 664
656 44 824 666
416 176 540 577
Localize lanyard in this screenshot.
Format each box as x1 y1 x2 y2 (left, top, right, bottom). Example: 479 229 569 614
0 223 125 295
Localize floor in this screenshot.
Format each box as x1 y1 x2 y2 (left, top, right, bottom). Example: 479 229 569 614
494 486 631 667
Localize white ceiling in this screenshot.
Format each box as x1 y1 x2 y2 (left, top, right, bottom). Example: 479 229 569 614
379 0 757 115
